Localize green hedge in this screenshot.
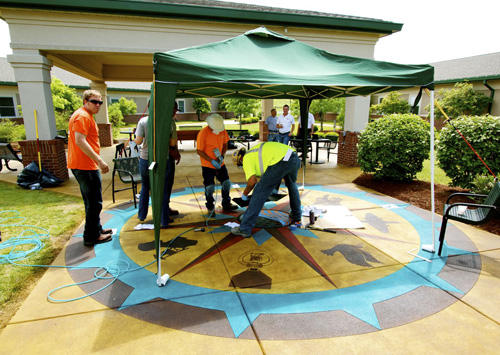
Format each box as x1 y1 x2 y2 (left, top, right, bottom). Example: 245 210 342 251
437 115 500 189
315 131 338 141
0 119 26 143
358 114 430 181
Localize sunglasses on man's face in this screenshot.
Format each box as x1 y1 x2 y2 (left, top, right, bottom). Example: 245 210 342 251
88 99 104 105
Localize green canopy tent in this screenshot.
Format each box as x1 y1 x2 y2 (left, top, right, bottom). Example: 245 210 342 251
150 27 435 285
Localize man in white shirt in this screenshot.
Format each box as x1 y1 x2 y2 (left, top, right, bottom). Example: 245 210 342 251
276 104 295 145
298 112 315 137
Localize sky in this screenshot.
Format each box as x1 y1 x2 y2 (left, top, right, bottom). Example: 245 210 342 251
0 0 499 64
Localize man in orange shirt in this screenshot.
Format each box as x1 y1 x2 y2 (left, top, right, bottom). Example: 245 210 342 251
68 90 112 246
196 114 238 216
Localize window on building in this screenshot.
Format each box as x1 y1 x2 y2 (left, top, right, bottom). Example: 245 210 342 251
177 99 185 113
110 98 120 104
0 97 16 117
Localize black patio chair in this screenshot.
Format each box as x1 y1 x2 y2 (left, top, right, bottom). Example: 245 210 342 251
290 136 312 163
318 137 338 162
0 143 22 172
112 156 142 208
438 181 500 256
56 129 68 144
115 143 128 159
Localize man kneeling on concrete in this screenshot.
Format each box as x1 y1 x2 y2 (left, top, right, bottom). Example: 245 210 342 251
231 142 302 237
197 114 239 216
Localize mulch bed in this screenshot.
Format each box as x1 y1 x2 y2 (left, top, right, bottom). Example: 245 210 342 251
353 173 500 236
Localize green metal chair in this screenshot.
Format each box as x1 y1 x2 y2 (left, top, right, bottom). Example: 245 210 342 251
112 156 142 208
438 181 500 255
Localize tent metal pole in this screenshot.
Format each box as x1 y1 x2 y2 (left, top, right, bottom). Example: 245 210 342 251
422 90 436 253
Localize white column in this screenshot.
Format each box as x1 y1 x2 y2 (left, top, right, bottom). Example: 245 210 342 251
89 81 109 124
261 99 274 118
344 96 370 132
8 52 56 140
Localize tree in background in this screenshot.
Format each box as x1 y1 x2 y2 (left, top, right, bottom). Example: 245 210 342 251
309 98 344 131
222 98 260 118
50 77 82 130
291 98 344 131
114 96 137 116
108 97 137 137
193 98 211 121
370 91 410 116
221 98 260 129
426 82 490 119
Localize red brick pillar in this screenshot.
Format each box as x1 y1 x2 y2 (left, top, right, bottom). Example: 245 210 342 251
259 120 269 141
19 139 69 180
98 123 113 147
337 131 360 167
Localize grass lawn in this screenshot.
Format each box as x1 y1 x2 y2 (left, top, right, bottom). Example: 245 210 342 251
0 181 85 328
417 158 451 186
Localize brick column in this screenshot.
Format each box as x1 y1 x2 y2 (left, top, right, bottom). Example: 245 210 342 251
259 120 269 141
19 139 69 180
337 131 360 167
98 123 113 147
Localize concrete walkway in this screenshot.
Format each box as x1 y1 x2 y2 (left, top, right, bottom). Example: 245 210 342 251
1 141 499 354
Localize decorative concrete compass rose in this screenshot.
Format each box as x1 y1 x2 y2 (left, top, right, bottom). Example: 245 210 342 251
66 184 480 339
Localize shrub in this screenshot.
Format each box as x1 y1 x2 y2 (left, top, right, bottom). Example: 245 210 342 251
427 82 490 119
370 91 410 115
115 97 137 116
316 131 338 141
471 174 497 195
108 104 125 139
358 113 430 181
436 115 500 189
0 119 25 143
51 77 82 117
55 112 69 131
0 119 17 143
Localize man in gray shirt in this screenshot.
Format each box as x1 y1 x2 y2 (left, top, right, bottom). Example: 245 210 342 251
264 108 279 142
135 102 181 227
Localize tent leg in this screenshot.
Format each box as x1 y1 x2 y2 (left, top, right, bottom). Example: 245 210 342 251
298 165 305 190
422 89 436 254
157 243 169 286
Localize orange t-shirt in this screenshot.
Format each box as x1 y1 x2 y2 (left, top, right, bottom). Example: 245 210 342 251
67 107 100 170
196 126 229 169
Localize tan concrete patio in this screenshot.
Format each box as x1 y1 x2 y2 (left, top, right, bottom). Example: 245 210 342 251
0 140 499 354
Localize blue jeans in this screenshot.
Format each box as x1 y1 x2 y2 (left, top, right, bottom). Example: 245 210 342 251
202 165 231 210
239 152 301 234
72 169 104 243
138 157 175 226
278 133 291 145
267 132 279 142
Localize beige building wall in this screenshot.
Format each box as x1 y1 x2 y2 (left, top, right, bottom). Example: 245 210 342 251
373 80 500 119
1 7 385 139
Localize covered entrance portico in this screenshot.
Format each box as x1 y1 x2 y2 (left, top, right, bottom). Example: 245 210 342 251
0 0 403 179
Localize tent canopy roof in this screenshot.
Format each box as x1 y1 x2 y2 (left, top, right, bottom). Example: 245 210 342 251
153 27 434 99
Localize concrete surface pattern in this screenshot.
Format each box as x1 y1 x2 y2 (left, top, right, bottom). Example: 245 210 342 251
1 140 499 354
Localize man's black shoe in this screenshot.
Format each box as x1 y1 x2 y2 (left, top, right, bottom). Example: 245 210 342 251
222 203 239 211
84 233 112 246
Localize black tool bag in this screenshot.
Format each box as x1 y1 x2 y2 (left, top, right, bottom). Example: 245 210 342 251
17 161 64 189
